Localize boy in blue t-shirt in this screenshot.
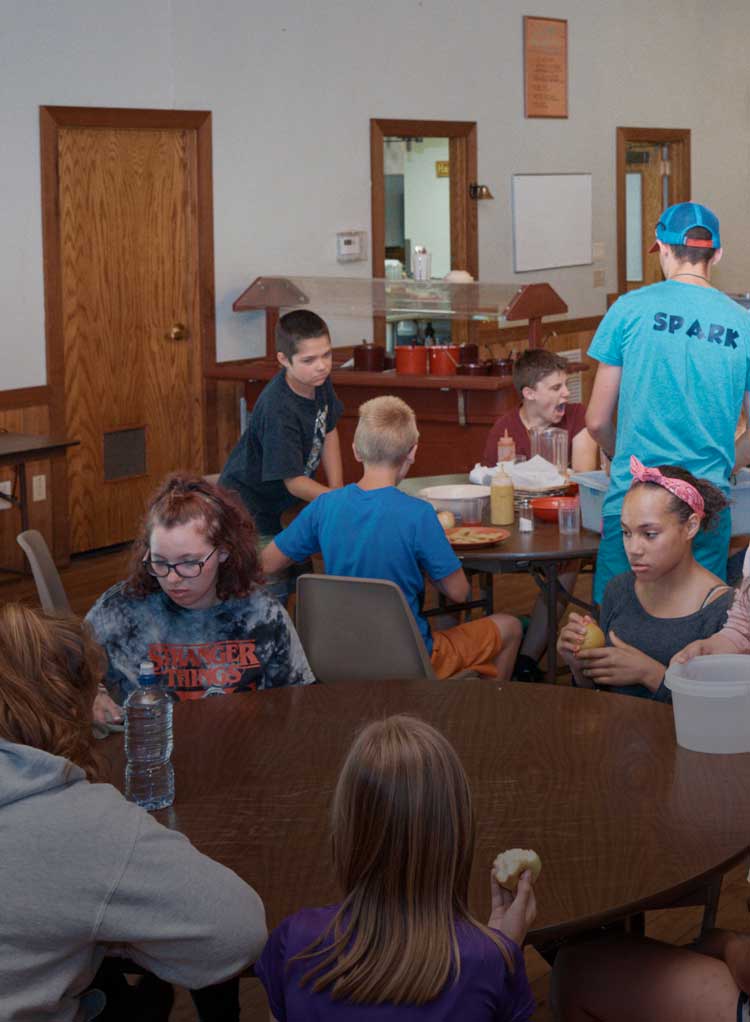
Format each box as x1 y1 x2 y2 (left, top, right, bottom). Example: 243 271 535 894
219 309 344 537
585 202 750 603
261 396 522 680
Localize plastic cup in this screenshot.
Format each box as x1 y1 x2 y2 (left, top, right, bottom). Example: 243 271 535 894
557 498 580 534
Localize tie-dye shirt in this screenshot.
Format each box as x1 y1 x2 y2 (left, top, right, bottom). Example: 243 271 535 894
86 583 315 703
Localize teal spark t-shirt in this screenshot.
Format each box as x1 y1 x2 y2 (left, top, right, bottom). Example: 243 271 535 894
589 280 750 517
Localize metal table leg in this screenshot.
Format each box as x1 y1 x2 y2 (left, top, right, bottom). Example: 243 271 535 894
545 562 559 683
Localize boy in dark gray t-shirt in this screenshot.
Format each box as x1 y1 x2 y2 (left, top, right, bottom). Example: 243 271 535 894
219 310 343 535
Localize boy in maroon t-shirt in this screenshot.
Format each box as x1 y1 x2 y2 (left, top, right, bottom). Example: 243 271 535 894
482 350 598 681
482 350 597 468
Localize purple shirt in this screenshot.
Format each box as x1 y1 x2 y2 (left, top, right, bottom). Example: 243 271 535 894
255 905 534 1021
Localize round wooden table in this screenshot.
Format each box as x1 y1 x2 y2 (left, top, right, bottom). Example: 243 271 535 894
101 679 750 948
400 472 600 682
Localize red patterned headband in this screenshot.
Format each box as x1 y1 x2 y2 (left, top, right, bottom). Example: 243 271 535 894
629 456 705 519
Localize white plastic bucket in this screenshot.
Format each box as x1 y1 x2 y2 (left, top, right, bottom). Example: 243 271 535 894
570 468 750 536
665 655 750 754
417 484 490 525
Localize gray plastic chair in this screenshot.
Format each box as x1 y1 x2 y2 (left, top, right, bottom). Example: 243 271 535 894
16 530 72 615
295 574 437 684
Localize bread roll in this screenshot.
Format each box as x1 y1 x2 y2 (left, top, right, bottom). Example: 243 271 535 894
492 848 542 892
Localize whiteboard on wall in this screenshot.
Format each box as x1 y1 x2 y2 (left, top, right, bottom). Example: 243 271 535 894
511 173 592 272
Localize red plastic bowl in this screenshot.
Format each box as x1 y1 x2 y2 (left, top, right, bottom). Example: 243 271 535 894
530 496 577 522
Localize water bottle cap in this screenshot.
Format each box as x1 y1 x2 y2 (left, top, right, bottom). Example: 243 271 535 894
138 661 157 685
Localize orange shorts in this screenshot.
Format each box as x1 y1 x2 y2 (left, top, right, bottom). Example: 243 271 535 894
430 617 502 679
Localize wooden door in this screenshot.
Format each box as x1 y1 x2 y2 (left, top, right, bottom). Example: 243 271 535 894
616 127 691 297
41 108 216 553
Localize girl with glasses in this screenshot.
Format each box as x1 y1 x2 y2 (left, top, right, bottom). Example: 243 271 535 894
86 472 314 716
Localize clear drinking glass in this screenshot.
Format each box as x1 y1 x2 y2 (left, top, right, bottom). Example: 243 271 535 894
557 497 580 534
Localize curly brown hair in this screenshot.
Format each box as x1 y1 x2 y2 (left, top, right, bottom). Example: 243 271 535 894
125 473 263 600
0 605 104 781
629 464 729 532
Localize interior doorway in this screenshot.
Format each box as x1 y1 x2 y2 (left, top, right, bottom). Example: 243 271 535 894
40 106 217 553
616 127 691 296
370 118 478 281
370 118 478 344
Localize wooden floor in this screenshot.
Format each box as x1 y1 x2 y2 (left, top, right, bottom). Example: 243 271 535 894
1 550 748 1021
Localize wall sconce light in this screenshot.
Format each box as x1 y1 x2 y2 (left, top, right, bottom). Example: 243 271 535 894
469 183 494 200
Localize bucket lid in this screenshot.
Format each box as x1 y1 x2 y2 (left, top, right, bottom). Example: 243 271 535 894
569 471 609 493
665 655 750 697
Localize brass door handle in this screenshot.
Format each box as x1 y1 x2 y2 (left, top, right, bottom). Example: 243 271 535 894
166 323 189 341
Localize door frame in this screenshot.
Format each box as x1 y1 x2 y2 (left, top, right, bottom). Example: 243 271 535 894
370 118 478 280
39 105 218 491
615 126 691 296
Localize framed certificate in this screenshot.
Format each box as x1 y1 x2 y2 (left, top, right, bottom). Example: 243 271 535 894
523 16 568 119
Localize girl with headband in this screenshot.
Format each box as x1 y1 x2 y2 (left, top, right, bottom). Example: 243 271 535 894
557 456 734 700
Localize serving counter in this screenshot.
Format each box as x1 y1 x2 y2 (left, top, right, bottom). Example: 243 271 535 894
207 359 526 477
210 274 576 479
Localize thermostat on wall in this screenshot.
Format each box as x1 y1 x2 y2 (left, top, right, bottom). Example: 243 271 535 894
336 230 367 262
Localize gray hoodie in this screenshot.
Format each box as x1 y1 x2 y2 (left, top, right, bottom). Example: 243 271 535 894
0 739 267 1021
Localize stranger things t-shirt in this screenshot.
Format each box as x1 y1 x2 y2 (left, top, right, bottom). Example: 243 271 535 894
86 583 315 703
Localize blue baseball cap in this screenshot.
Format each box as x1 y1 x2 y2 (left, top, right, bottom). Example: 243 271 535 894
649 202 721 253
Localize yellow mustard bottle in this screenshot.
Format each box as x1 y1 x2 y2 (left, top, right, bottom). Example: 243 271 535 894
490 467 514 526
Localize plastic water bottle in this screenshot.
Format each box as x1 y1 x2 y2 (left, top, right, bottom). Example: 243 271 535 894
124 661 174 810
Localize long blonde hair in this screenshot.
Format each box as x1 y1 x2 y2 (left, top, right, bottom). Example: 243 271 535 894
0 604 103 780
298 715 513 1004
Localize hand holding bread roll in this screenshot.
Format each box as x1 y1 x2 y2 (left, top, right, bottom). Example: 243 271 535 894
492 848 542 893
488 850 539 945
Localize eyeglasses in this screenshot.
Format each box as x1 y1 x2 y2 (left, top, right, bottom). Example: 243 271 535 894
144 547 218 579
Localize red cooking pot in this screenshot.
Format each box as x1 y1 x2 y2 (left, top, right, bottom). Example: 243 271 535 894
487 358 514 377
353 341 386 372
458 343 480 365
395 345 428 375
428 345 460 376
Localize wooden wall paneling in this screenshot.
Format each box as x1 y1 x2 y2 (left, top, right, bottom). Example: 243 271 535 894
0 387 51 411
479 320 600 405
215 380 244 467
0 405 54 576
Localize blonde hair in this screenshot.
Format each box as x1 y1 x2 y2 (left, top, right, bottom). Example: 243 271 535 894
297 715 513 1004
353 396 419 467
0 605 104 781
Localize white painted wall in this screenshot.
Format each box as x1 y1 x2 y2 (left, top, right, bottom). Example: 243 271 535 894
3 0 750 388
404 138 451 278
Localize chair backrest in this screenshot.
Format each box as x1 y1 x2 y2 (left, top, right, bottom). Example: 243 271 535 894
16 530 72 615
295 574 436 684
